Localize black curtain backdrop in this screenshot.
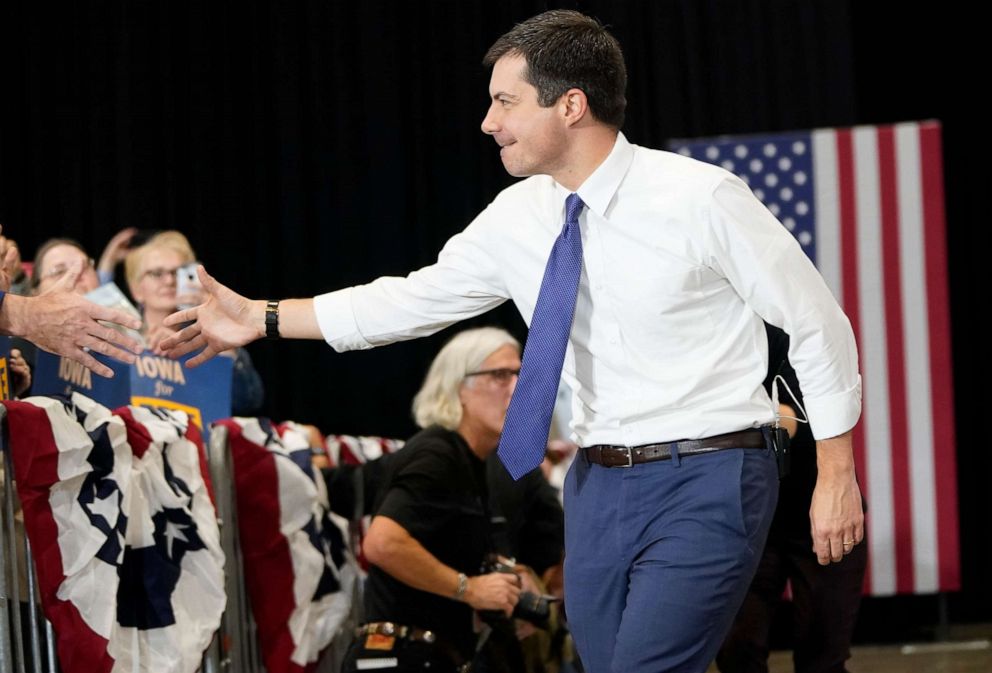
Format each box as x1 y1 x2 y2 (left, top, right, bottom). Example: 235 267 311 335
1 1 986 634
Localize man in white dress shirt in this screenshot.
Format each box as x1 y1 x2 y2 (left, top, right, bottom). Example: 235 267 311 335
161 10 863 672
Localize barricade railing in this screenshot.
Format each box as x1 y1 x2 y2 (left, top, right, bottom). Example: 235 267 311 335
1 403 58 673
206 423 263 673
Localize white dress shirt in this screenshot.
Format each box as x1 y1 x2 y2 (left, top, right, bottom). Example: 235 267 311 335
314 133 861 446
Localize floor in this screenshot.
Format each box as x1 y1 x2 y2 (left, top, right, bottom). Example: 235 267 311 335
706 624 992 673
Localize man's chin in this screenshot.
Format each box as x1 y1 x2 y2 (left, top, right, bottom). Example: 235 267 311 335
500 159 535 178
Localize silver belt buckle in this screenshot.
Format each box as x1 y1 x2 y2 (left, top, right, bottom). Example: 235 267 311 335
617 447 634 468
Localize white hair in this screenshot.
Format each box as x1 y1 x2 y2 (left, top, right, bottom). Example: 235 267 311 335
412 327 520 430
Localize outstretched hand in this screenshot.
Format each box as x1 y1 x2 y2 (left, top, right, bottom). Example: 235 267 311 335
158 266 263 367
4 260 143 377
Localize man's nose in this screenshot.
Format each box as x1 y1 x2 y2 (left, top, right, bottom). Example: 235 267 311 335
481 106 499 135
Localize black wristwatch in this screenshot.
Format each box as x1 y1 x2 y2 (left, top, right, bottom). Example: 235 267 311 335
264 300 280 339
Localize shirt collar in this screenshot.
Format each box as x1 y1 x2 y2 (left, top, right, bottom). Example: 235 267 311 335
555 132 635 219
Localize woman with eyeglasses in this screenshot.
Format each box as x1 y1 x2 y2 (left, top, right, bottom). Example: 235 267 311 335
8 238 107 395
125 231 265 416
29 238 102 296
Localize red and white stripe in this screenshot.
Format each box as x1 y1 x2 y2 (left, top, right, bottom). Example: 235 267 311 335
218 418 358 673
812 121 958 596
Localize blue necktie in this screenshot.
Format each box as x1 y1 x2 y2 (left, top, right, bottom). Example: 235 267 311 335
498 193 585 479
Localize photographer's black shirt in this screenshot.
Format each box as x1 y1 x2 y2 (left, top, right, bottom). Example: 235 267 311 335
365 426 490 659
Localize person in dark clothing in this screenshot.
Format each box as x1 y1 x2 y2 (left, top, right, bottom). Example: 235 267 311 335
486 455 564 579
717 325 868 673
341 327 528 673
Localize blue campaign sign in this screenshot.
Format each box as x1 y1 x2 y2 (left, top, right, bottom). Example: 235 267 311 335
32 349 131 407
32 350 234 428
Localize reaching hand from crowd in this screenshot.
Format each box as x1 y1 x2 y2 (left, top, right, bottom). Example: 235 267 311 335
0 259 143 377
97 227 138 276
0 229 19 292
9 347 31 397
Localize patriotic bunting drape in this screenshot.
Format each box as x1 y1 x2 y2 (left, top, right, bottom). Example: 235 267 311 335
219 418 358 673
3 393 225 673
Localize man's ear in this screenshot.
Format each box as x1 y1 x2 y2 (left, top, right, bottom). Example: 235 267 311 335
561 88 590 127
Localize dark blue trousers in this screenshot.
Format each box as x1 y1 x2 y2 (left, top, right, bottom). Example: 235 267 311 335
563 445 779 673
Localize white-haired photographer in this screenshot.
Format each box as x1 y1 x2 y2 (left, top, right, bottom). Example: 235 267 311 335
342 327 538 673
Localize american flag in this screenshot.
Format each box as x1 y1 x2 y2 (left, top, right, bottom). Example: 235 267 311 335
669 121 958 596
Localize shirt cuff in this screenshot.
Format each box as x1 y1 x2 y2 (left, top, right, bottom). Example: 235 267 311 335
312 288 373 352
804 375 862 440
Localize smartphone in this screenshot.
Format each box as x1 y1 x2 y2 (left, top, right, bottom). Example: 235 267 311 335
176 263 201 310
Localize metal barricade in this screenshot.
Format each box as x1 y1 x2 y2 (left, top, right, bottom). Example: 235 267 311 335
206 423 263 673
1 403 57 673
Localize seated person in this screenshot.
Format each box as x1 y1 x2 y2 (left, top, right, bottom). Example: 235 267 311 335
343 327 530 673
125 231 265 415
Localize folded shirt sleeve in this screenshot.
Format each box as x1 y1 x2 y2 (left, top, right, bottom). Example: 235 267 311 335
706 175 862 440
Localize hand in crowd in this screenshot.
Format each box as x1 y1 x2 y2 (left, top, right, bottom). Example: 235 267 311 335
159 266 261 366
463 572 521 617
511 565 544 640
514 564 542 596
542 438 578 481
97 227 137 276
9 347 31 398
0 259 143 377
0 229 19 291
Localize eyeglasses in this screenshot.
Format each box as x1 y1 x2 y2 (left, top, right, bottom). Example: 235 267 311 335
464 367 521 384
141 267 181 281
40 257 95 281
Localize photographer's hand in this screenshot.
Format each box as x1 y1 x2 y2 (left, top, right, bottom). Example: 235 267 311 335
365 515 521 615
464 573 521 617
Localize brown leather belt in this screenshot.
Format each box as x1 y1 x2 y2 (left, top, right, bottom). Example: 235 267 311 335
356 622 471 671
357 621 437 644
584 428 766 468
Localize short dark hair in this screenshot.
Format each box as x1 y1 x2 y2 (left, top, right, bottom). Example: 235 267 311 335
483 10 627 129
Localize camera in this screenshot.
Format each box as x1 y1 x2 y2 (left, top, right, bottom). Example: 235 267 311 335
480 555 557 629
